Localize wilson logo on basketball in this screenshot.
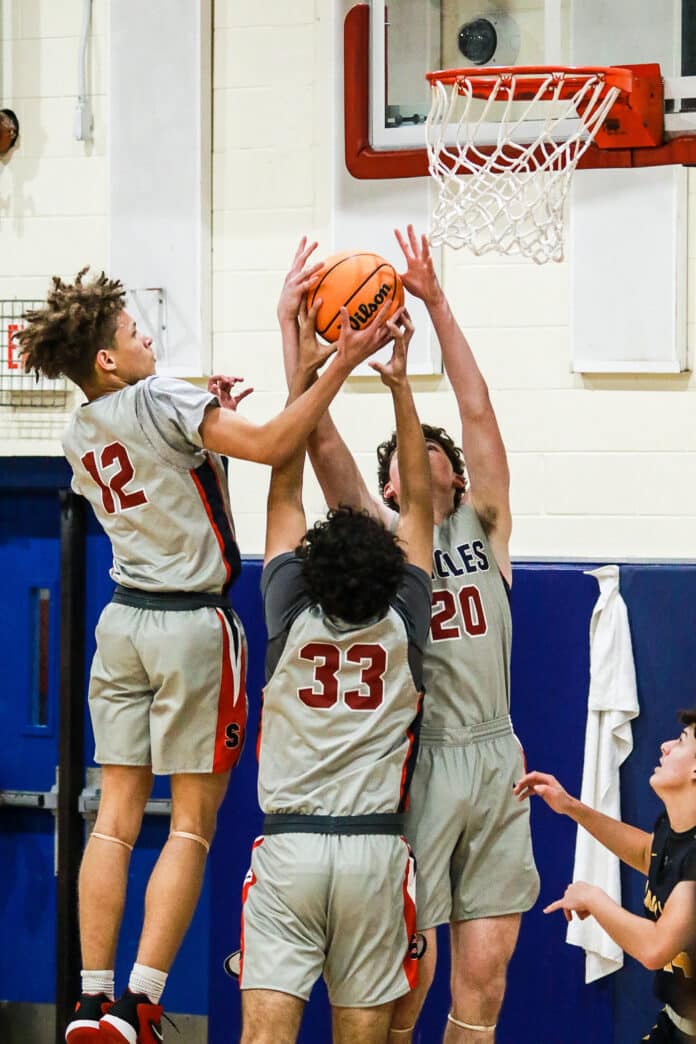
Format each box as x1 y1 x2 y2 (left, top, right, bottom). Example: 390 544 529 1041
349 283 393 330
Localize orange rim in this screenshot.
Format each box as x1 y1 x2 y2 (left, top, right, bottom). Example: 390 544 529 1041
426 65 635 101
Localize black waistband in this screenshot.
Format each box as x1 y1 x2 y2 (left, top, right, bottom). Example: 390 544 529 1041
112 584 231 612
263 813 405 836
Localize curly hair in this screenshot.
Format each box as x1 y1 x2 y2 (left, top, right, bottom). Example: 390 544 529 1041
18 268 126 386
377 423 467 513
296 505 406 623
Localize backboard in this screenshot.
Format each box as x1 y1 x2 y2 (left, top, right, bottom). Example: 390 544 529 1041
345 0 696 177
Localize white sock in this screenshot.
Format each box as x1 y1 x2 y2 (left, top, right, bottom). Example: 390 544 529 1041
81 969 115 1000
128 963 168 1005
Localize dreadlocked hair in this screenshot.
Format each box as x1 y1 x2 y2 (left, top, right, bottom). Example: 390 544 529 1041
18 268 126 386
377 423 467 513
296 505 406 624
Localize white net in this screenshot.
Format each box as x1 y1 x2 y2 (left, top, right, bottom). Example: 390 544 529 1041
426 69 621 264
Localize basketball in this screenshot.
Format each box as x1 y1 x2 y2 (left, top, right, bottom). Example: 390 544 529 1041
307 251 405 343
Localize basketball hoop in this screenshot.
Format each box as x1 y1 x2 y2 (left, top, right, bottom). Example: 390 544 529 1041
425 66 638 264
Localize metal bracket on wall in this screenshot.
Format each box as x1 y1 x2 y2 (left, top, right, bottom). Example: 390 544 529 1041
78 766 172 822
0 767 60 873
78 790 172 818
0 787 57 810
1 765 172 878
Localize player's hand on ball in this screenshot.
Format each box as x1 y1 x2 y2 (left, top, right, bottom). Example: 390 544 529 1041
394 225 444 309
513 771 573 815
298 297 336 375
334 300 393 370
544 882 597 922
208 375 254 411
277 237 324 324
370 308 414 387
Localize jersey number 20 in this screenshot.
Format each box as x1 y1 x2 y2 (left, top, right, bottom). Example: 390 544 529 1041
431 585 488 640
298 642 387 711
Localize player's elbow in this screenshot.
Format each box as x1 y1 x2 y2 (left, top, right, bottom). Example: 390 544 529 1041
254 429 293 468
640 941 671 971
457 385 492 423
266 446 292 468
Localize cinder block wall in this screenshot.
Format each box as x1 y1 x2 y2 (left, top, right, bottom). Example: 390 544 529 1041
1 0 694 558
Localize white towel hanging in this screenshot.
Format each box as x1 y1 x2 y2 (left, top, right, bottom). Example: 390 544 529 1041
566 565 640 983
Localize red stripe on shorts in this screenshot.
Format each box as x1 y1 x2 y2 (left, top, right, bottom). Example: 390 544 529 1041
238 636 247 711
401 841 419 990
239 836 265 985
212 609 247 772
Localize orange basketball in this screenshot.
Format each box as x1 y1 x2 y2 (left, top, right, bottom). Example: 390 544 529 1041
307 251 405 343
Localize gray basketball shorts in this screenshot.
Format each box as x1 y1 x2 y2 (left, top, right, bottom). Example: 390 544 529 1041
239 832 418 1007
88 601 247 775
405 716 540 930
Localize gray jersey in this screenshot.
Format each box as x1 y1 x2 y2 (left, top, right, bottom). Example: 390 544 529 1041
423 503 511 730
62 376 240 593
259 554 432 816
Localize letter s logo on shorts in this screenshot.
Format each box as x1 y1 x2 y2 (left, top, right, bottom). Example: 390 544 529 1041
225 722 241 749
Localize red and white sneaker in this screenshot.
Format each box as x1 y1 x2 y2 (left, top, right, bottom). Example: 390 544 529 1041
65 993 113 1042
99 991 167 1044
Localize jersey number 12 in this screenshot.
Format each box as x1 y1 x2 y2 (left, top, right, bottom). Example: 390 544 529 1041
82 442 148 514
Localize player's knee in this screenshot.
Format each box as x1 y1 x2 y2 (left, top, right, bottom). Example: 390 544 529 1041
451 960 506 1013
92 810 143 848
94 772 152 843
241 995 300 1044
170 773 229 837
241 1023 279 1044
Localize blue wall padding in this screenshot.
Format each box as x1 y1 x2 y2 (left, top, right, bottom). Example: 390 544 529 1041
208 561 696 1044
0 484 64 1005
1 472 694 1043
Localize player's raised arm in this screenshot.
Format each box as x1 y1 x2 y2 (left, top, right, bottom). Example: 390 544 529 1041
264 298 336 565
395 224 512 582
370 311 433 573
278 238 396 526
514 771 653 874
200 292 391 469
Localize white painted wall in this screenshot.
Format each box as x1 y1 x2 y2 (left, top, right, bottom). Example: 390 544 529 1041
1 1 695 560
109 0 212 377
0 0 108 449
